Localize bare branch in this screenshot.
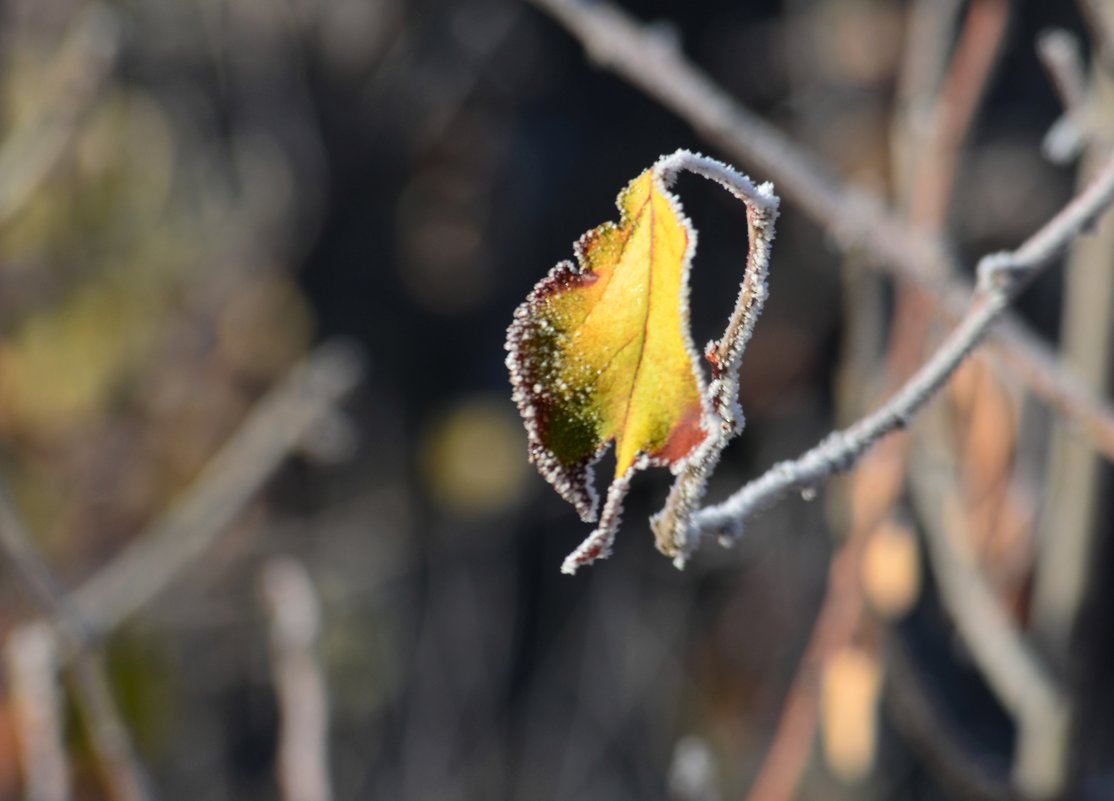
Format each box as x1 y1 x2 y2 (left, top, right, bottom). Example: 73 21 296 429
742 522 870 801
0 344 360 799
0 5 120 224
1039 30 1088 113
1038 29 1090 164
0 487 152 801
67 653 154 801
527 0 1114 462
262 557 334 801
1078 0 1114 68
6 624 71 801
906 0 1010 229
648 151 778 566
908 444 1068 799
884 634 1019 801
67 342 363 636
692 150 1114 543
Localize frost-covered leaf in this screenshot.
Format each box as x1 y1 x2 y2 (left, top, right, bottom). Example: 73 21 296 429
506 162 707 565
507 150 778 573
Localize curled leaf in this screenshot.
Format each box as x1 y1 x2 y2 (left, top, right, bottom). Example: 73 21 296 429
507 150 778 573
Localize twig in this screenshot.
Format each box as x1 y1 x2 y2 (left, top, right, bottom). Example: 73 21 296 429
1077 0 1114 68
691 149 1114 543
526 0 1114 462
6 623 72 801
67 653 153 801
907 0 1010 229
1037 29 1090 164
1030 57 1114 798
262 557 334 801
1038 30 1088 114
742 520 870 801
909 409 1068 799
1033 63 1114 663
0 486 79 631
892 0 963 218
67 341 363 637
884 633 1018 801
648 152 778 566
0 5 120 224
0 488 152 801
1 343 360 798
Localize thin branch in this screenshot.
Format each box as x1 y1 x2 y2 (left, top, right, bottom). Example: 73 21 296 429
0 489 152 801
67 653 154 801
526 0 1114 462
1077 0 1114 69
743 520 870 801
0 5 120 224
1038 30 1088 114
6 623 72 801
66 342 363 637
884 633 1018 801
262 557 334 801
907 0 1010 229
908 442 1068 799
1037 29 1090 164
0 486 81 634
691 150 1114 542
0 343 360 798
648 152 778 566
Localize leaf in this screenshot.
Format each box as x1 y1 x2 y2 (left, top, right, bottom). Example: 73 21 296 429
506 163 708 563
507 150 779 573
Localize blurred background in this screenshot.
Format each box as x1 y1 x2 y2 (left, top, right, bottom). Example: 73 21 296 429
0 0 1112 800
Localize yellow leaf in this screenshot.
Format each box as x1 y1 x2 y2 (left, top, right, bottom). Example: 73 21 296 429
509 151 779 572
506 166 707 524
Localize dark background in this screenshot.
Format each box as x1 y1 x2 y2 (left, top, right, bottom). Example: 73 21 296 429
0 1 1110 800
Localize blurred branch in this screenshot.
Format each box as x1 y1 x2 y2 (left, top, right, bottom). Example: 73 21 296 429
0 490 152 801
66 653 153 801
1078 0 1114 68
67 341 363 638
1038 29 1090 164
6 623 72 801
909 442 1068 798
648 152 779 567
692 149 1114 541
906 0 1010 230
1031 55 1114 797
1 343 360 798
742 516 870 801
262 557 334 801
884 633 1018 801
887 0 1009 421
0 5 119 224
1038 30 1088 114
526 0 1114 462
1034 58 1114 662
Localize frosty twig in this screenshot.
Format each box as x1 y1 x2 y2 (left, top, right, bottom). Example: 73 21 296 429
692 150 1114 543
